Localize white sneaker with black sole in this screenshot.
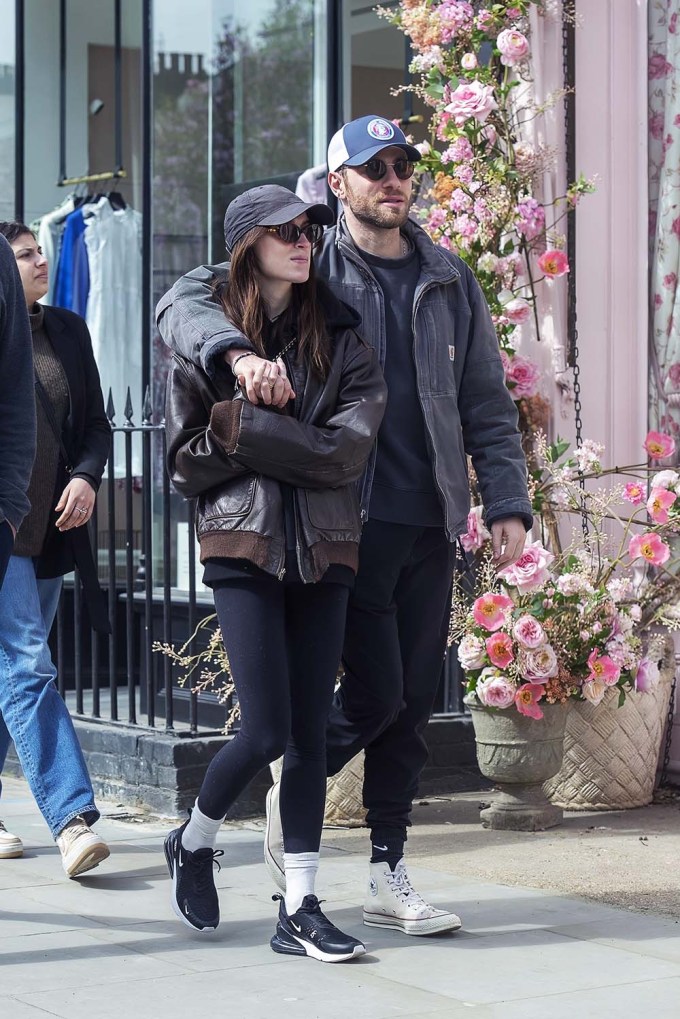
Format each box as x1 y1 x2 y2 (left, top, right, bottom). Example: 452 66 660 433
0 820 23 859
164 817 224 932
55 816 110 878
363 859 462 935
264 781 286 891
271 893 366 963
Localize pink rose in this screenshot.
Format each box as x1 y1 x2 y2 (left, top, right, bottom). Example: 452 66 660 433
537 250 570 279
477 669 516 709
460 505 491 552
514 683 544 720
647 487 677 524
512 614 546 649
634 657 661 692
623 482 645 505
472 592 514 631
663 272 678 290
486 632 514 669
629 532 671 566
445 79 498 126
644 430 676 460
497 540 554 594
496 28 530 66
503 298 532 325
587 649 621 687
668 362 680 387
519 645 559 684
505 354 541 399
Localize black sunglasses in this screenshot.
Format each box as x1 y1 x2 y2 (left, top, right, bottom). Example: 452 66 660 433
265 222 324 245
350 158 416 182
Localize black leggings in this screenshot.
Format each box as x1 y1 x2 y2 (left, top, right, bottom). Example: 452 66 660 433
197 576 349 854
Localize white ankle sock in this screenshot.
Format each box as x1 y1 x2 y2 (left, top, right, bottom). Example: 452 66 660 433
284 851 320 915
181 800 225 852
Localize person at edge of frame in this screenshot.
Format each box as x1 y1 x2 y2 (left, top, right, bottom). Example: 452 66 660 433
0 221 111 878
160 184 387 963
155 115 532 938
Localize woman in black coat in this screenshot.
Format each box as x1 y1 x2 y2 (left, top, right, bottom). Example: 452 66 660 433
0 221 111 877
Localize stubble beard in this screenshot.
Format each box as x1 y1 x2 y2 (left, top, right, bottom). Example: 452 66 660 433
344 181 411 231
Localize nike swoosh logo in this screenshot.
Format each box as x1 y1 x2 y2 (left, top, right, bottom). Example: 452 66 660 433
290 921 302 933
373 844 388 852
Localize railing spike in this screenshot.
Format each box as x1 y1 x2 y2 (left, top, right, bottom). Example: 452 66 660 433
106 388 116 425
142 385 153 424
124 387 134 425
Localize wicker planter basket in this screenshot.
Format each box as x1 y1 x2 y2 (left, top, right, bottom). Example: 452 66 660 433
269 752 366 828
544 634 675 811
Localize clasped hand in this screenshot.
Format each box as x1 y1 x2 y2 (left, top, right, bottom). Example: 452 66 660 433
228 353 295 408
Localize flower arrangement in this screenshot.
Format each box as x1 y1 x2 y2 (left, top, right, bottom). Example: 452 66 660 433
451 430 680 719
381 0 595 402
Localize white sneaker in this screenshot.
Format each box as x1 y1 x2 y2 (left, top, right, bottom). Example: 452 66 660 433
56 816 110 878
0 819 23 859
264 782 286 892
363 859 462 936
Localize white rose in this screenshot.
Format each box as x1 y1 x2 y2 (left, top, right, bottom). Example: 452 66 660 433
458 634 486 670
582 678 606 706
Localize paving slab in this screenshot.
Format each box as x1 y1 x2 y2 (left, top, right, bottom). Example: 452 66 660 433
1 775 679 1019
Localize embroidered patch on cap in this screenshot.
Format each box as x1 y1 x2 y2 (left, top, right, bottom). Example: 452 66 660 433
367 118 395 141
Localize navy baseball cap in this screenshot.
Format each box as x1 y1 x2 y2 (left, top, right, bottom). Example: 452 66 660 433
327 115 421 173
224 184 334 253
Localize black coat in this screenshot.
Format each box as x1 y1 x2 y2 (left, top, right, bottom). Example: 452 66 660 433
35 306 111 630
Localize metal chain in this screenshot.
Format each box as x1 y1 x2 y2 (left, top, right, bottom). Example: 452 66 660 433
659 658 677 789
562 2 588 539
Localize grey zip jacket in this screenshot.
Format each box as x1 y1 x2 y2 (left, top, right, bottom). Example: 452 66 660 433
156 216 532 540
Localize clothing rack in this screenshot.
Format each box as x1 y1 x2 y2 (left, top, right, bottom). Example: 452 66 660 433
57 0 125 186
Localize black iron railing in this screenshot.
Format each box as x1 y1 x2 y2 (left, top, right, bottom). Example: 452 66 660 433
53 386 465 736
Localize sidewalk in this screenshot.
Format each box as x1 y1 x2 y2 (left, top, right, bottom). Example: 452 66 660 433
1 775 679 1019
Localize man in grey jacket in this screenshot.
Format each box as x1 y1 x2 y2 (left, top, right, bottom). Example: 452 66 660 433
157 117 532 936
0 234 35 587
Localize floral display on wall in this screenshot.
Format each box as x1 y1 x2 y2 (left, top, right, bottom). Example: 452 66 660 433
649 0 680 447
381 0 594 417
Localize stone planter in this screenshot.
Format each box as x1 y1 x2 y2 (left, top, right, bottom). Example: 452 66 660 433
544 633 675 810
270 753 366 827
464 693 569 831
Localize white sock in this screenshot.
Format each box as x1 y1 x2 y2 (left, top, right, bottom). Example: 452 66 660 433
181 800 225 852
284 851 320 915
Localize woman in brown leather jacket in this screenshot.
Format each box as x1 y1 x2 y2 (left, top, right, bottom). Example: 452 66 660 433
162 185 385 962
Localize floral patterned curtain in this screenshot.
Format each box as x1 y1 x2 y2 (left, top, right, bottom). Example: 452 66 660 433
649 0 680 444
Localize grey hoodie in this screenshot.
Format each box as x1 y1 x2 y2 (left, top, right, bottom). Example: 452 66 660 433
156 216 532 540
0 235 36 530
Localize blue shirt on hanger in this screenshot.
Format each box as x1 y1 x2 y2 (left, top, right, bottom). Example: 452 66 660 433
53 208 90 317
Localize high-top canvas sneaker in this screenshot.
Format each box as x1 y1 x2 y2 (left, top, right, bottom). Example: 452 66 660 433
363 859 462 936
264 781 286 891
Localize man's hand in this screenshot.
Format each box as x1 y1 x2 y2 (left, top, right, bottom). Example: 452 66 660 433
225 349 295 408
55 477 96 531
491 517 526 569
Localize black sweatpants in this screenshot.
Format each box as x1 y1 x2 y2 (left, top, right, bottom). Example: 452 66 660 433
197 575 349 854
326 519 456 842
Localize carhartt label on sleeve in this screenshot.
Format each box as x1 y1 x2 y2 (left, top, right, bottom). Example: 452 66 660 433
448 345 455 360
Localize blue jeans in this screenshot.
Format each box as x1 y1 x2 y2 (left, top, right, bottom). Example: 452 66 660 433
0 555 99 837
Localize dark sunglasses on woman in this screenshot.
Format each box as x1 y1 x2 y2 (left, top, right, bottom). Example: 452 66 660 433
265 222 325 245
351 158 416 182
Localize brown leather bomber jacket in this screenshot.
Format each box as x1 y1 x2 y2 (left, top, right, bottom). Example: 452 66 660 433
164 288 387 583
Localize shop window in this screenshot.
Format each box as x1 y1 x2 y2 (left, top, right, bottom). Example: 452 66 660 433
0 0 15 220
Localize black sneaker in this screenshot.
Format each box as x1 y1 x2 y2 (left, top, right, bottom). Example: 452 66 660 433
163 817 223 932
270 893 366 963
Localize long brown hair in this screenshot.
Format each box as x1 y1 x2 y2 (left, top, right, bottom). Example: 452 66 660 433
213 226 330 378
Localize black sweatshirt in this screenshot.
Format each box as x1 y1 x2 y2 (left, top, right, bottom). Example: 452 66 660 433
0 235 36 530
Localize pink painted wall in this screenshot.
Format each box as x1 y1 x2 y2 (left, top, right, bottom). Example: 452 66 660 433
574 0 679 778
